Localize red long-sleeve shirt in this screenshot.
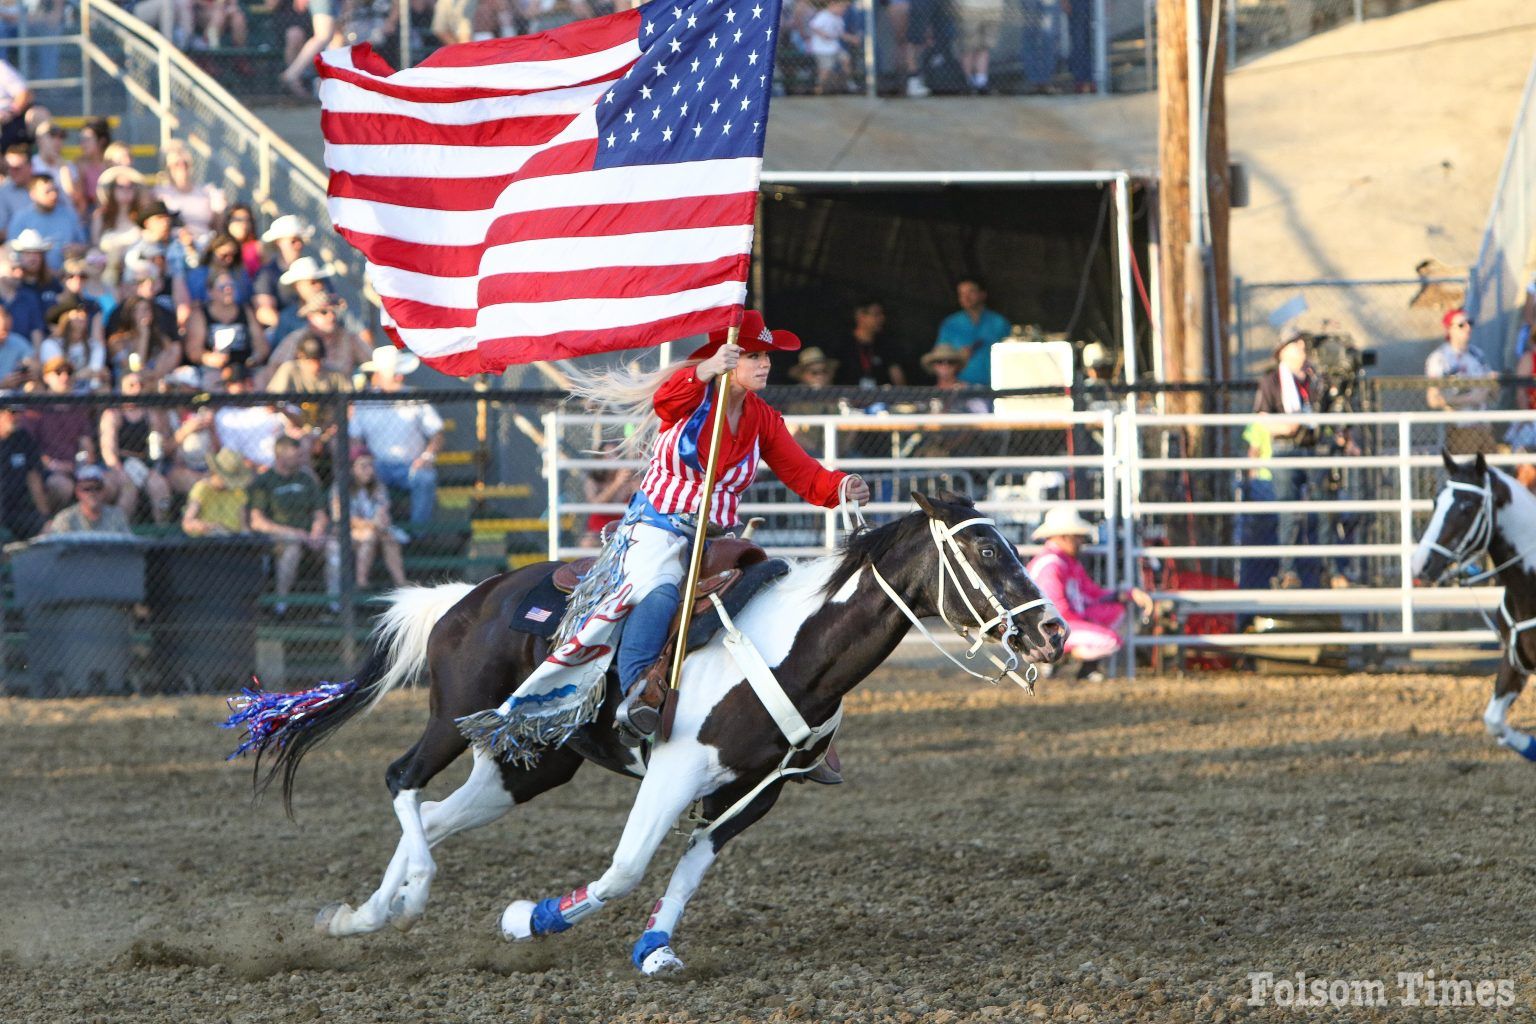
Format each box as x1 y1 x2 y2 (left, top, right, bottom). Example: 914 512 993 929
639 366 847 527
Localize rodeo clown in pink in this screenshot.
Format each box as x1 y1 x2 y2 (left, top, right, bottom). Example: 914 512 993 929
1025 507 1153 681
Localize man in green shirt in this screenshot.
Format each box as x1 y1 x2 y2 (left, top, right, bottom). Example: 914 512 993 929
249 434 337 616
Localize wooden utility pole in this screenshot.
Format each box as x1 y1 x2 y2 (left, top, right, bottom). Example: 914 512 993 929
1157 0 1231 401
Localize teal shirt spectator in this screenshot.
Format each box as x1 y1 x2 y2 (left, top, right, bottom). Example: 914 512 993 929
937 308 1011 385
0 330 30 383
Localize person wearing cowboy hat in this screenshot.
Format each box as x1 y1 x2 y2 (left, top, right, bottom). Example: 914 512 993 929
1251 325 1326 589
1026 507 1152 681
351 344 444 528
253 214 314 333
789 346 839 385
182 447 252 536
562 310 869 772
266 291 370 378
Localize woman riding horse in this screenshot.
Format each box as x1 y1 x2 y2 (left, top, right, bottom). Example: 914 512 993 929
573 311 871 753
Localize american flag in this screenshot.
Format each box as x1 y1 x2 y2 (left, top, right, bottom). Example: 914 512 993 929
316 0 783 376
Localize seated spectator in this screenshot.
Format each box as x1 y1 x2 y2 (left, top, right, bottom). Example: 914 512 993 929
1509 344 1536 489
186 266 268 388
27 355 95 508
31 121 75 203
579 465 636 548
100 371 173 524
350 344 442 528
335 450 408 589
834 298 906 387
0 302 33 388
268 292 370 375
0 58 31 151
0 140 34 238
134 0 195 48
39 293 107 391
1025 507 1151 682
182 447 251 536
214 362 293 470
186 233 253 305
101 141 135 171
66 116 111 220
105 270 184 383
8 173 86 270
273 255 332 325
937 277 1010 386
164 365 216 498
1426 307 1498 455
0 401 47 539
156 139 227 249
91 165 148 284
8 229 61 345
249 433 338 617
43 464 132 535
789 346 838 387
224 203 263 276
268 334 352 445
125 200 191 308
253 214 314 335
921 342 989 413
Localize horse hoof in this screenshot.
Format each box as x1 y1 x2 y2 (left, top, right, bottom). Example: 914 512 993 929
389 899 420 933
314 902 350 936
501 899 536 941
641 946 685 976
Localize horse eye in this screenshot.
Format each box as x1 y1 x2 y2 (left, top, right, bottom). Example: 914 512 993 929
980 547 996 559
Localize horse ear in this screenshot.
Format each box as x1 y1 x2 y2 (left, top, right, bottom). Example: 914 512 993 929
936 489 976 507
912 491 940 518
1475 451 1489 476
1442 447 1457 473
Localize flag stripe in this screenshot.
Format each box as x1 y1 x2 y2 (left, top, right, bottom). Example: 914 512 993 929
318 0 775 375
422 306 739 375
339 191 752 274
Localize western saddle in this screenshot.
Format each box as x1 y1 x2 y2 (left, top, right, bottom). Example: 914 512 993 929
551 536 769 611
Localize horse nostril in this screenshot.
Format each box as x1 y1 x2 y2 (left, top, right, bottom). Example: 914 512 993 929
1040 619 1065 641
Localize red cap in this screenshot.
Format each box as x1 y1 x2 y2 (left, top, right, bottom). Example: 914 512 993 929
688 309 801 361
1443 308 1472 330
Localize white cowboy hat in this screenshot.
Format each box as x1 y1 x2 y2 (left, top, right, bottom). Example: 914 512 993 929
1031 507 1097 541
9 228 53 253
261 214 315 243
277 255 334 286
360 344 421 377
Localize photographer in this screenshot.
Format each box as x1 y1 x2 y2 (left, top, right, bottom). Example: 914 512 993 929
1251 327 1320 589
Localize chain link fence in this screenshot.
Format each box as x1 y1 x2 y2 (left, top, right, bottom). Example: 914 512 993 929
1467 53 1536 373
1234 276 1467 380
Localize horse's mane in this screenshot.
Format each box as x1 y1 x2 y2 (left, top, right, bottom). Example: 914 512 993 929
819 514 916 598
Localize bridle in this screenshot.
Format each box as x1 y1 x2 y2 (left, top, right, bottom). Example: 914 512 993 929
839 482 1050 692
1424 470 1536 674
1422 477 1495 584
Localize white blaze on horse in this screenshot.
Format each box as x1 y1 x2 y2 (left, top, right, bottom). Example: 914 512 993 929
223 491 1066 975
1412 451 1536 759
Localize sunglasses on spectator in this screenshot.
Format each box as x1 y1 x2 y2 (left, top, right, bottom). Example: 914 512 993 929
78 481 103 492
1452 319 1472 328
65 271 85 279
48 367 72 376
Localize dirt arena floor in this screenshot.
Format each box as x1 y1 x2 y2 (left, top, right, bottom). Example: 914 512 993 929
6 665 1536 1023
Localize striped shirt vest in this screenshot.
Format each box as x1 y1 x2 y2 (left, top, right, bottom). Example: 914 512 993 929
640 417 761 529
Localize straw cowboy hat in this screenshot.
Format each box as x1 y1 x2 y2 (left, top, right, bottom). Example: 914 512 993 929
921 343 968 372
211 447 252 489
360 344 421 377
261 214 315 243
278 255 334 286
9 228 52 253
1031 506 1097 542
789 346 839 381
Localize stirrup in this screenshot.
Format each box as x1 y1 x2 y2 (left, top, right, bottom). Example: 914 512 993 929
802 761 843 785
614 700 660 746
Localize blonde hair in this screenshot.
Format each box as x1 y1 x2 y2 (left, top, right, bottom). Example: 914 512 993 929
564 358 704 460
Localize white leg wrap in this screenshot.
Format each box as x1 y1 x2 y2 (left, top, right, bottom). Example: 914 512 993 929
1485 692 1519 739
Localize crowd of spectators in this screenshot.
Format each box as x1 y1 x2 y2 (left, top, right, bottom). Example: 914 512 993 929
0 73 448 608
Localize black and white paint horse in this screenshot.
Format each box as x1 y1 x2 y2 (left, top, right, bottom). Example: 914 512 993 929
230 492 1066 975
1413 452 1536 759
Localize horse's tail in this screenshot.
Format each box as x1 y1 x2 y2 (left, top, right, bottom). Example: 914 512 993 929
222 582 477 813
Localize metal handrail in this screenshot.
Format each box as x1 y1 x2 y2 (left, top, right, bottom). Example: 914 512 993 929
78 0 326 191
